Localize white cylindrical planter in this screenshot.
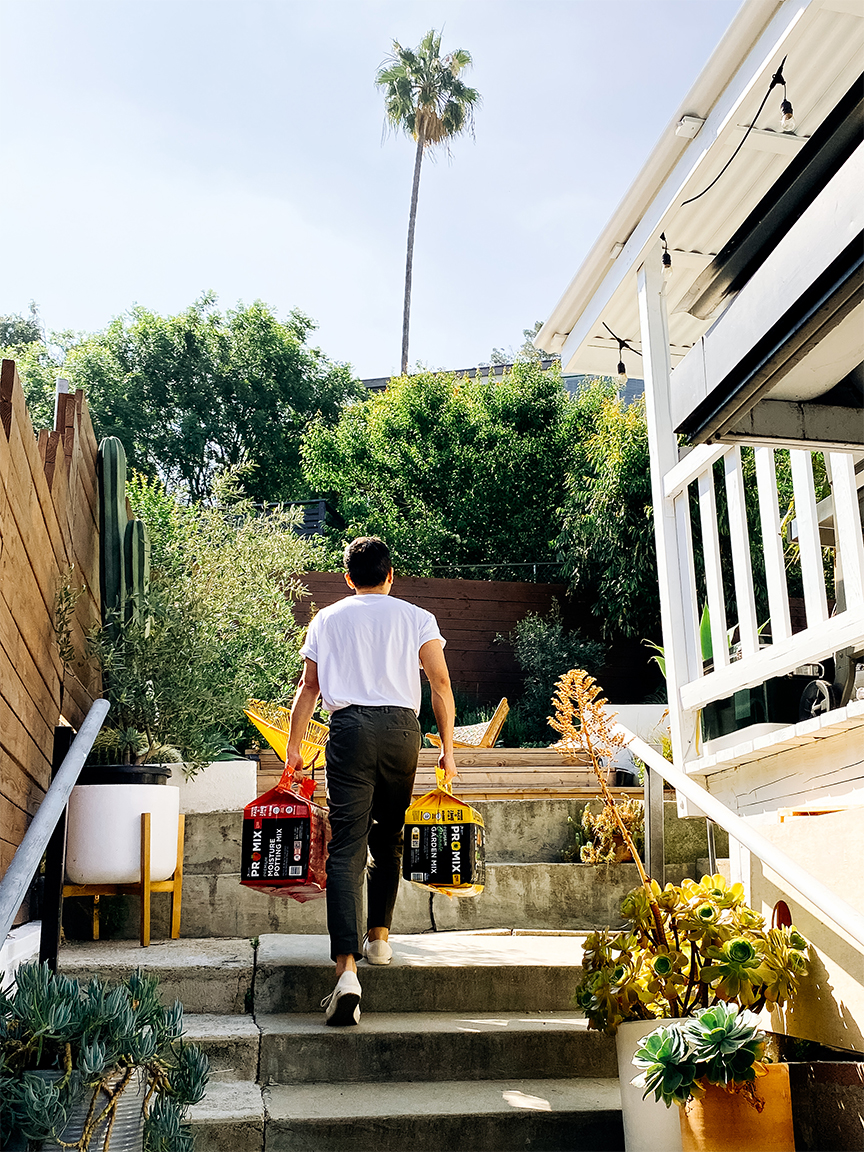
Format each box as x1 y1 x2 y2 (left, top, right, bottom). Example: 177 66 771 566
168 758 258 814
66 784 180 885
616 1018 684 1152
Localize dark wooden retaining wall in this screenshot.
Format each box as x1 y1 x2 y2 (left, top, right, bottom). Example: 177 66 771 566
295 572 575 704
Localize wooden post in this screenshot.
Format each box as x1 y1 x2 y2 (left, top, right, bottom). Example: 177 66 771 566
171 815 185 939
140 813 151 947
39 726 75 971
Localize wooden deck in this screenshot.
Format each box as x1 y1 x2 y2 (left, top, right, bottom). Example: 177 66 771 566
253 746 642 803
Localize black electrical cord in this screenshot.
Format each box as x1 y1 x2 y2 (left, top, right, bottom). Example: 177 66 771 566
681 56 789 208
602 322 642 358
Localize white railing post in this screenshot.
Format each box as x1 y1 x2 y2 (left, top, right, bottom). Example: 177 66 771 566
637 242 700 811
698 465 730 669
724 446 759 656
790 449 829 626
754 446 792 644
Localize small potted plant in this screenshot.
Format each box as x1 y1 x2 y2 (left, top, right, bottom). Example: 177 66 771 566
632 1004 795 1151
0 960 209 1151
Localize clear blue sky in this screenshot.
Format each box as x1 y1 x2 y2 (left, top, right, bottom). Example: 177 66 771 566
1 0 740 378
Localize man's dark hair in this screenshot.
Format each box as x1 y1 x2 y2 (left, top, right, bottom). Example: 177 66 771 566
344 536 392 588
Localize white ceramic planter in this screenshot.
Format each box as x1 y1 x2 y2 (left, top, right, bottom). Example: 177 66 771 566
168 758 258 814
66 784 180 885
616 1018 684 1152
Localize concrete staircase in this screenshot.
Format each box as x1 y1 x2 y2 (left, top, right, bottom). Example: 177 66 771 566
54 796 729 1149
59 931 625 1151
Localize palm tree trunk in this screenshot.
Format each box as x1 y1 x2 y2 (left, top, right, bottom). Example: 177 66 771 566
401 129 425 376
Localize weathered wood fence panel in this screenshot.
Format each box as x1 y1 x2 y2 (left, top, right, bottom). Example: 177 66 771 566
296 572 574 703
0 360 101 921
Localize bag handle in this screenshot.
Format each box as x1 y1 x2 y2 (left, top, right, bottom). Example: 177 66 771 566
435 765 453 796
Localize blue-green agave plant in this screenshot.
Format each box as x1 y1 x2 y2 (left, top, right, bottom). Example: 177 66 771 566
632 1004 767 1109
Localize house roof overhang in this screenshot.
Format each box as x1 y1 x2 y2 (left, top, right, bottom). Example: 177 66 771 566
537 0 864 387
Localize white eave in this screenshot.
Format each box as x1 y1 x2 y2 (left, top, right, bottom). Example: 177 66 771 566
537 0 864 378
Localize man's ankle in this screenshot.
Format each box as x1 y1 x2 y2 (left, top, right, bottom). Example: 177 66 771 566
367 928 389 943
335 955 357 978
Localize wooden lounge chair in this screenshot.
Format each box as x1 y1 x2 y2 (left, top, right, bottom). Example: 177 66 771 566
244 699 329 771
425 697 509 749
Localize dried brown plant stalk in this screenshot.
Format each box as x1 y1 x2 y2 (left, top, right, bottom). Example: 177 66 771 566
549 669 669 949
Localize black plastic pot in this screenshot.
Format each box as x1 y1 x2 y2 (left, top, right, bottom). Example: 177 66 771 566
77 764 172 786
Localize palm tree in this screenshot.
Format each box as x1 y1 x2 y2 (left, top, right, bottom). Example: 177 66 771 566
376 30 480 376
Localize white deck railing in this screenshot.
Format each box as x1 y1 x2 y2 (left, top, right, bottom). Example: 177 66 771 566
661 442 864 758
621 726 864 949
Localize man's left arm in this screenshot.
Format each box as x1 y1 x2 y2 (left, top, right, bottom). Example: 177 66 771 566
286 658 321 781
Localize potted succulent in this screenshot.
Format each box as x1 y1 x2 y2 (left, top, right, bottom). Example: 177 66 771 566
550 669 809 1152
0 961 209 1151
632 1004 795 1151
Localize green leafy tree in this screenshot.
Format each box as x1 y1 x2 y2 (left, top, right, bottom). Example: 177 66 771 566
59 294 360 501
0 301 42 347
556 383 659 641
376 30 480 375
303 360 578 577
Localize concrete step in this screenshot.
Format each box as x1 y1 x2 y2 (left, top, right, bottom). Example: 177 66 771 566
254 932 586 1015
262 1078 623 1152
58 937 255 1013
183 1014 260 1081
188 1080 265 1152
258 1010 616 1085
188 1078 623 1152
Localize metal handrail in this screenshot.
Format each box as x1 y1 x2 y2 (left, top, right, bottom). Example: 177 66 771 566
0 699 110 944
621 725 864 948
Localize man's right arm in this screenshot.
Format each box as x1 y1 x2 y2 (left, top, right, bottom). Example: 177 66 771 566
419 639 457 784
286 658 321 781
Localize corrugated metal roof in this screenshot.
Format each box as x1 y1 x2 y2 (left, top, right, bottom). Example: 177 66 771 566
539 0 864 377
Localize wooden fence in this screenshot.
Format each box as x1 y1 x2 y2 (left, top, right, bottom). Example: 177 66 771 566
0 360 101 922
296 572 575 703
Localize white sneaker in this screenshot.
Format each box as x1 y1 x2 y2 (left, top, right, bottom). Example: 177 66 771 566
321 971 361 1026
363 938 393 966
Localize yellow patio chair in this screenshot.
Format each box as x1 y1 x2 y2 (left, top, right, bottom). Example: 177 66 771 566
426 697 509 750
244 699 329 771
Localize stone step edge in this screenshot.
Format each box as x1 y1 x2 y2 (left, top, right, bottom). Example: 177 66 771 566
190 1076 623 1126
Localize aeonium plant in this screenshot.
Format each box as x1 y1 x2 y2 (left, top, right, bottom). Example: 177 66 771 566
549 670 809 1035
632 1003 771 1112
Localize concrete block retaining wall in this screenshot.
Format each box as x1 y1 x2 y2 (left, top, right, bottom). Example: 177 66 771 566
64 800 729 941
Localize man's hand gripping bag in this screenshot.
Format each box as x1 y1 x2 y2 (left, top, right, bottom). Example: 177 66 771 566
240 768 330 903
403 768 485 897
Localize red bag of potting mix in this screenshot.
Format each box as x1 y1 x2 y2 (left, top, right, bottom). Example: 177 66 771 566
240 768 330 903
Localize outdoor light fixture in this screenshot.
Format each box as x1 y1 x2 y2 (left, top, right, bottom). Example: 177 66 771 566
772 56 795 131
661 233 673 282
682 55 794 207
603 322 641 388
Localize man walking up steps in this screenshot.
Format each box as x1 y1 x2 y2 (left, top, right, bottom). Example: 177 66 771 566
286 536 456 1025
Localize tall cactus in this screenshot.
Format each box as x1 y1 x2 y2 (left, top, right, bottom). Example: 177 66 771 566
97 436 150 632
124 517 151 627
97 437 128 631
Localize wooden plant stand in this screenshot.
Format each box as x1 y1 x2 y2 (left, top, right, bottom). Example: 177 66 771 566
63 812 185 947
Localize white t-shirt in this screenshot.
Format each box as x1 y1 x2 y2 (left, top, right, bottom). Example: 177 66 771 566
300 593 445 714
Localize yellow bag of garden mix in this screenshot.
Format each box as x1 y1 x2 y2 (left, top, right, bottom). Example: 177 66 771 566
403 768 485 897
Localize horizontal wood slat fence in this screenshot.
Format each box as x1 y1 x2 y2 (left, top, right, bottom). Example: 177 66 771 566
295 572 577 704
0 360 102 922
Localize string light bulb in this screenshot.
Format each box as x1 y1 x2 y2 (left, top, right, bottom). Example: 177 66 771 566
780 97 795 132
661 233 673 282
602 322 641 391
770 57 796 132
